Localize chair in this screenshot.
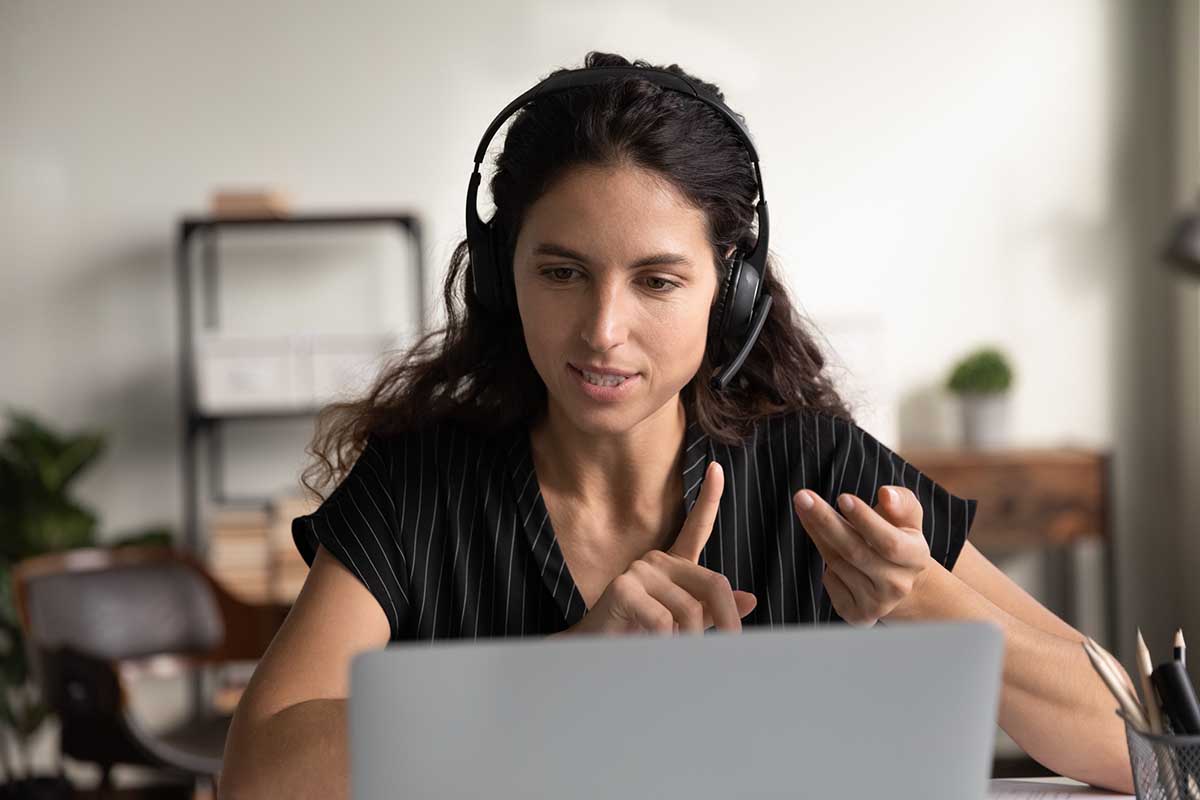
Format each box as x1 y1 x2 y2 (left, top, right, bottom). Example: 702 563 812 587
10 545 291 794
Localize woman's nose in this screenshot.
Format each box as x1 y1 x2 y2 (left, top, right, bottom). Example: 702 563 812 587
579 284 630 350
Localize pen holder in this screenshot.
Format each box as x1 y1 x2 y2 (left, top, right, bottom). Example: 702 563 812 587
1120 710 1200 800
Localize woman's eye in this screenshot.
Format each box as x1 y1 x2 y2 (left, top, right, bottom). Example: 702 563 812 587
540 268 678 293
545 267 576 281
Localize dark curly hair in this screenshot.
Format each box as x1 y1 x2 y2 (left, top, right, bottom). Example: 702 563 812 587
301 51 855 500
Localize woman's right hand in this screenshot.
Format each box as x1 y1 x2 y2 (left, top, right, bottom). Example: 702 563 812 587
566 462 757 636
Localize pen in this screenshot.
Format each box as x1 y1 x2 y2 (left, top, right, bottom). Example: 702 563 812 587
1138 630 1188 800
1152 649 1200 797
1152 660 1200 735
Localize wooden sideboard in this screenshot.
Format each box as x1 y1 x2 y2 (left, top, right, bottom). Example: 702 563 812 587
897 447 1115 646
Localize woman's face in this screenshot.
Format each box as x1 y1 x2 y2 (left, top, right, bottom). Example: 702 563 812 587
512 163 720 435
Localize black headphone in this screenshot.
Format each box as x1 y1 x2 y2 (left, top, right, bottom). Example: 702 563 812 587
465 65 773 392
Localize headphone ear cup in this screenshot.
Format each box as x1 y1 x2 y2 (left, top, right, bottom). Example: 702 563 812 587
470 221 498 314
470 221 514 315
490 221 516 313
709 258 741 361
709 255 767 378
727 258 763 339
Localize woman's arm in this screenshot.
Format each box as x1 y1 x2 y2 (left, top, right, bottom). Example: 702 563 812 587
222 698 349 799
888 540 1136 795
219 545 391 799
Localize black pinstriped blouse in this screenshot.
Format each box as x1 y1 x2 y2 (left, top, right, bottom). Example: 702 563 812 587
291 408 978 641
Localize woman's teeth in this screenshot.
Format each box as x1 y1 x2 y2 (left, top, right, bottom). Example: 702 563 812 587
580 369 629 387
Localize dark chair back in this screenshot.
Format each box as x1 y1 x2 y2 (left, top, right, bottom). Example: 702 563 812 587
8 546 276 783
22 559 224 662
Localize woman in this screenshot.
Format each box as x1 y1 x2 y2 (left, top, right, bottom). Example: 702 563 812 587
220 52 1136 797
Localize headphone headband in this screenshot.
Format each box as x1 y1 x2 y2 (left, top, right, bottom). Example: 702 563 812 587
470 66 763 165
466 65 770 277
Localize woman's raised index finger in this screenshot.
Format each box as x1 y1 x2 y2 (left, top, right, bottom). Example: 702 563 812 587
669 461 723 563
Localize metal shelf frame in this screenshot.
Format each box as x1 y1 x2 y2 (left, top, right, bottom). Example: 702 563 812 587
174 212 426 554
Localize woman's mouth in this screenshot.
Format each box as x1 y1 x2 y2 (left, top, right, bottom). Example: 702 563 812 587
576 368 631 386
567 364 640 401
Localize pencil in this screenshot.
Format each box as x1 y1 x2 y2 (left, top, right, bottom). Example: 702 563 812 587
1175 629 1186 670
1085 637 1144 712
1082 638 1150 732
1137 630 1166 733
1091 637 1139 698
1137 630 1185 800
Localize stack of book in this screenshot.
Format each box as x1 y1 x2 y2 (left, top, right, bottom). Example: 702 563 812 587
206 494 319 604
207 506 273 603
209 187 292 219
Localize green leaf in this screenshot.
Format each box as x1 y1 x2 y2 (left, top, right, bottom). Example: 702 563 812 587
0 564 15 627
48 434 106 493
1 643 28 691
0 409 107 496
946 347 1014 394
0 409 110 748
0 693 15 727
12 700 48 738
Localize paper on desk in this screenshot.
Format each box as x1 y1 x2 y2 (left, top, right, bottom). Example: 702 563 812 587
988 778 1135 798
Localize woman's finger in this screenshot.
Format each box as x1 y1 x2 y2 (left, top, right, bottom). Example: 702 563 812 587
621 580 677 634
733 590 758 618
641 549 742 632
835 490 928 567
828 557 880 613
670 462 723 563
795 490 891 587
822 567 859 623
631 560 709 634
875 485 925 532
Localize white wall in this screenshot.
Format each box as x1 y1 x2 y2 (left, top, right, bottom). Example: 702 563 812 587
1 0 1190 662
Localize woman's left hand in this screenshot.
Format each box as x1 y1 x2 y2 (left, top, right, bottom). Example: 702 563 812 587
792 485 934 626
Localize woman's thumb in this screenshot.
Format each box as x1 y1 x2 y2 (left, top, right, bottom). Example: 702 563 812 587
734 590 758 618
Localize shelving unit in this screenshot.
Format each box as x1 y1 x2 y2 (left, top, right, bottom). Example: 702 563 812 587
174 212 426 556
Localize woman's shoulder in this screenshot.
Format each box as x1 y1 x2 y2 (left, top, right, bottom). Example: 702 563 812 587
765 406 908 463
746 406 902 485
363 418 524 496
290 416 516 565
749 406 858 449
369 417 518 457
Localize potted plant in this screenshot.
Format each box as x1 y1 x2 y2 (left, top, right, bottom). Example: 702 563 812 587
945 347 1015 449
0 410 171 798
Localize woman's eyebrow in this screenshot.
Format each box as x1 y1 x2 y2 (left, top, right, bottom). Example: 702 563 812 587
532 242 693 269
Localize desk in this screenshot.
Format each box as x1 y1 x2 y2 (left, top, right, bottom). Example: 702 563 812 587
988 776 1133 797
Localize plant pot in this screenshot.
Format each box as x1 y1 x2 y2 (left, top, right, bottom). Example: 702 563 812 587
0 776 73 800
957 390 1010 449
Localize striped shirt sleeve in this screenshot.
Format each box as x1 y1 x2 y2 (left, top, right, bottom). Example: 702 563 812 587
291 434 411 639
825 417 978 573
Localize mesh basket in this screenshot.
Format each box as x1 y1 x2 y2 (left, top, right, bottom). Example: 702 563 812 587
1121 709 1200 799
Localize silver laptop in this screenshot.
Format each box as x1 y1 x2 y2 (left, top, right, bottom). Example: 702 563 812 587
350 621 1003 799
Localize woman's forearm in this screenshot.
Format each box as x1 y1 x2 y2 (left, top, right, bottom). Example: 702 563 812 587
220 698 349 799
888 563 1135 795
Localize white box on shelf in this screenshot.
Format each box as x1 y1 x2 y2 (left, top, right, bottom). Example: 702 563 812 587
195 332 401 414
311 332 397 403
195 334 313 415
